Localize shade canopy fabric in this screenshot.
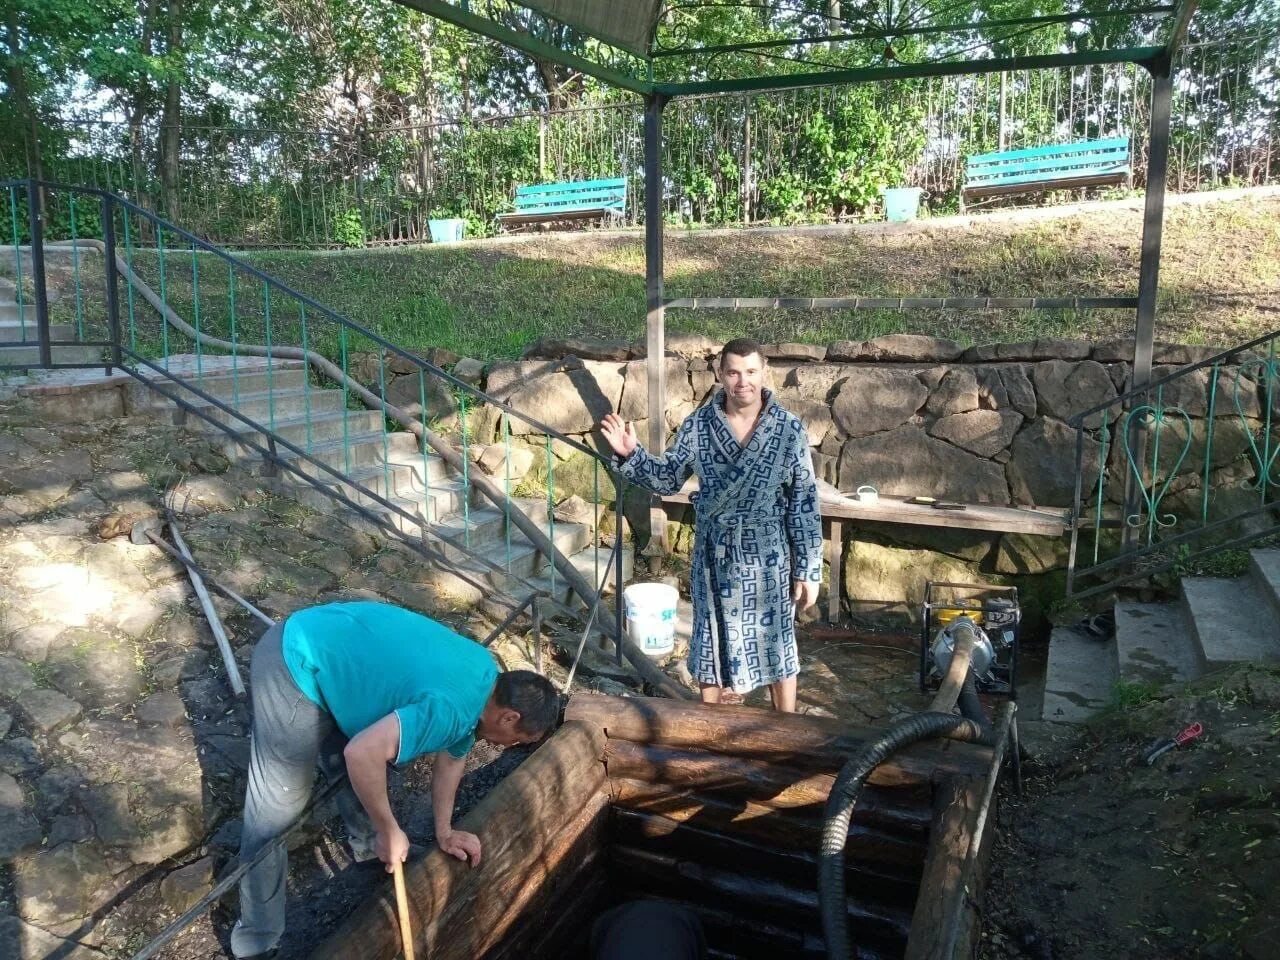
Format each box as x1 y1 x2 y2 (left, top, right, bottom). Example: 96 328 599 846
522 0 662 56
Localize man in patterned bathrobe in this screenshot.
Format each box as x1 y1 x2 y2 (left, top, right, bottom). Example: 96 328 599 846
601 338 823 711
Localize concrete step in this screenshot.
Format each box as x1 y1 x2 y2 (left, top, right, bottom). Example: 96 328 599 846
424 521 595 603
1041 626 1118 723
523 545 635 612
1247 548 1280 624
165 387 347 426
216 410 386 450
0 343 102 366
0 303 36 324
1114 601 1203 687
0 320 75 343
159 365 311 400
1181 577 1280 667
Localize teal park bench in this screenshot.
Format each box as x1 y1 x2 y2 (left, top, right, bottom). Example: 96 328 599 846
961 136 1131 208
496 177 627 230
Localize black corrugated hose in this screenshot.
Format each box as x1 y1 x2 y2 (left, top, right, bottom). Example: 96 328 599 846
818 670 995 960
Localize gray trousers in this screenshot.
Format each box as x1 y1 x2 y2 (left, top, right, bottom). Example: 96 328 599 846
231 622 377 958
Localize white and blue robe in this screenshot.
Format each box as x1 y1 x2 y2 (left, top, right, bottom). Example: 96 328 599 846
617 388 823 693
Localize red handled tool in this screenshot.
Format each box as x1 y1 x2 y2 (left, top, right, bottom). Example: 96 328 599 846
1145 721 1204 765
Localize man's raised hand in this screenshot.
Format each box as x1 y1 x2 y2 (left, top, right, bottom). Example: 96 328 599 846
600 413 638 459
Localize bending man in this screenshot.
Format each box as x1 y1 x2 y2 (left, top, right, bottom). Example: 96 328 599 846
231 600 559 959
601 338 822 711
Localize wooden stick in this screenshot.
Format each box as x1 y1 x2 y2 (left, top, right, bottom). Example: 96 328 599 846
392 861 416 960
566 693 990 783
309 721 607 960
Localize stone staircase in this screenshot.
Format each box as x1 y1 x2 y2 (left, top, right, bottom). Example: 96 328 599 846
134 354 632 617
0 276 101 367
1042 548 1280 722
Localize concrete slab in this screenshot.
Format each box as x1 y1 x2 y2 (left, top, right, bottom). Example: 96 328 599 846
1181 577 1280 666
1248 549 1280 623
1041 626 1118 723
1114 601 1202 687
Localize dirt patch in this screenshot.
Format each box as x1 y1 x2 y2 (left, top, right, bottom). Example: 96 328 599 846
980 664 1280 960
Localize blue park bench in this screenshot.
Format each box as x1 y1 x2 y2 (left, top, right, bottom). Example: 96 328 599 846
496 176 627 230
961 136 1131 207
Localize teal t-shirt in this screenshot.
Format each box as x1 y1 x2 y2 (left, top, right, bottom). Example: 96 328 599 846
282 601 499 765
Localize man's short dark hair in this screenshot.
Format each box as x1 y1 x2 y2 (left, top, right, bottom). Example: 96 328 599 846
493 669 561 735
719 338 764 367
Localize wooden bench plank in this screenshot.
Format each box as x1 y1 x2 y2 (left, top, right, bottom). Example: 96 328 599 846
963 137 1130 203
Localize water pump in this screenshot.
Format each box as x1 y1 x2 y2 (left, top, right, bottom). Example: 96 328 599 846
919 581 1020 697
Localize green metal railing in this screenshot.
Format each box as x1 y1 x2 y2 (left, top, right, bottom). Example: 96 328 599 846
1067 326 1280 598
0 179 629 661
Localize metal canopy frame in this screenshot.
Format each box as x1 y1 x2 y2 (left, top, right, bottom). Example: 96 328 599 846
389 0 1199 529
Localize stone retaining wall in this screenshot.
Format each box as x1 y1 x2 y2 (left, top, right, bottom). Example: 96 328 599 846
371 332 1264 621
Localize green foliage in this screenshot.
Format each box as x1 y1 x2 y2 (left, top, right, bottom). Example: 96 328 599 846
331 209 367 248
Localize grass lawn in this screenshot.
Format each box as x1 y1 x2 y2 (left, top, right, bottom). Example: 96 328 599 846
35 191 1280 363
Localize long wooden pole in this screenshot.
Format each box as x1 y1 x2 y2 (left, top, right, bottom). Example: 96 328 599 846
392 862 416 960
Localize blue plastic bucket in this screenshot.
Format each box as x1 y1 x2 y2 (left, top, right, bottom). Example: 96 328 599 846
883 187 925 223
428 218 467 243
623 582 678 657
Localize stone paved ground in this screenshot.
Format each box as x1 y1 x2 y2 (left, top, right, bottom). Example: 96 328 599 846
0 380 974 959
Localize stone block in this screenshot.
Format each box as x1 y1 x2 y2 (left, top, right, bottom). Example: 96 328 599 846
15 688 83 734
0 654 37 699
838 425 1010 504
523 335 632 361
763 342 826 362
14 841 119 923
863 334 964 362
824 340 871 362
160 856 214 913
1032 360 1116 428
506 362 625 436
135 691 188 728
926 368 980 417
452 357 485 385
0 771 42 859
618 358 695 420
843 538 982 614
831 369 929 438
994 533 1071 574
1006 417 1100 508
774 363 852 405
929 409 1022 458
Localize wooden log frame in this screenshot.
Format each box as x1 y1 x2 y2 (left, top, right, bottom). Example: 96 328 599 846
309 720 609 960
564 693 991 784
568 693 1006 960
904 703 1016 960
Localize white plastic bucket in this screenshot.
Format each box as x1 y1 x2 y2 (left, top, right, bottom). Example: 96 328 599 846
428 218 466 243
882 186 925 223
622 582 678 658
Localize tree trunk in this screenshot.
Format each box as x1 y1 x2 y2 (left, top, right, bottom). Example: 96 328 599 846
158 0 183 220
5 8 44 203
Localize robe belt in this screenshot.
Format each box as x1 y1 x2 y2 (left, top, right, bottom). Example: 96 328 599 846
701 510 784 575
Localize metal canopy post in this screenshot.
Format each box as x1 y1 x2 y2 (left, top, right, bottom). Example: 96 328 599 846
1122 57 1176 551
1133 60 1175 392
644 93 669 555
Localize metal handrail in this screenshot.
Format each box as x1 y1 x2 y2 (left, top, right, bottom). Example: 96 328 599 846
0 178 610 464
1066 324 1280 598
1 179 643 675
